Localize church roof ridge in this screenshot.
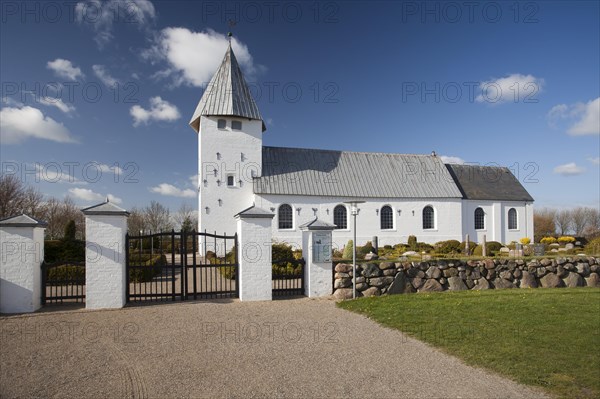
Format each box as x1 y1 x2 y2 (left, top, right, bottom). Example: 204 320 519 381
261 145 438 158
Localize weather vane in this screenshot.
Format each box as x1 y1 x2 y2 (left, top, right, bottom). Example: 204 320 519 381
227 19 236 42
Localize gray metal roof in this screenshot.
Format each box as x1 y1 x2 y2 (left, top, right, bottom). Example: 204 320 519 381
299 217 337 230
81 200 130 216
234 205 275 218
254 146 464 198
446 164 534 202
0 214 48 227
190 43 265 133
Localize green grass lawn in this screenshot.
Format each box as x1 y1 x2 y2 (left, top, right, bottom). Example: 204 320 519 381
338 288 600 398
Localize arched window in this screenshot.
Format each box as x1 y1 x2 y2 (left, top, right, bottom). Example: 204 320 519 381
423 206 435 229
380 205 393 230
508 208 517 230
474 207 485 230
333 205 347 229
278 204 293 229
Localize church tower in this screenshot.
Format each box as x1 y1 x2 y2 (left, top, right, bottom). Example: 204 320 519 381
189 42 266 236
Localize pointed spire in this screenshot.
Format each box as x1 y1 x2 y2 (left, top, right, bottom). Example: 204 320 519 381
189 42 265 133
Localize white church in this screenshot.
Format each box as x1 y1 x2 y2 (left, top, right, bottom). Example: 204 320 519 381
190 44 534 249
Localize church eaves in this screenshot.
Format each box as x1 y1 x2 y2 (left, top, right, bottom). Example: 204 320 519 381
189 43 265 133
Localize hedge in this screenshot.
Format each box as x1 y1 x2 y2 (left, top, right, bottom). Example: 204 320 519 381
128 254 166 283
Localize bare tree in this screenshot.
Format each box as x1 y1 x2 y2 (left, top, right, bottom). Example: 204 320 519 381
555 209 572 236
144 201 172 233
571 207 590 236
173 203 197 232
583 207 600 238
0 174 43 219
534 207 557 241
41 196 84 240
127 207 147 235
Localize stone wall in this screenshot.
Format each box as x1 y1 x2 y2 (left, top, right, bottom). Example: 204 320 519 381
333 257 600 300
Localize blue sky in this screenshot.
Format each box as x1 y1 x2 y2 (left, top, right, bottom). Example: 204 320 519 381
1 0 599 213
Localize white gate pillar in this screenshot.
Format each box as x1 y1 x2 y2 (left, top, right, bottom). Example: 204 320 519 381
235 206 274 301
0 214 47 313
300 218 336 298
82 201 129 310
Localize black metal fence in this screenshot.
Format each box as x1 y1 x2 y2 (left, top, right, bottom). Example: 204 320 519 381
41 261 86 304
125 230 238 304
272 258 305 298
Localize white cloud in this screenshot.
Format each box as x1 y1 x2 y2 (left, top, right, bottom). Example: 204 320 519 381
92 64 119 87
34 163 86 185
95 162 123 175
47 59 84 81
39 97 76 114
588 157 600 165
548 98 600 136
189 174 199 187
440 155 465 164
144 28 264 87
476 73 544 104
0 106 77 144
150 183 196 198
75 0 156 48
553 162 585 176
68 188 122 204
130 96 180 126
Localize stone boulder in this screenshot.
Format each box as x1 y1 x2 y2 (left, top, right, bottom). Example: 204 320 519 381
484 259 496 269
563 272 583 288
379 262 395 270
356 283 368 291
499 270 513 281
540 273 564 288
519 271 538 288
382 269 397 276
472 278 490 290
402 251 418 256
576 263 590 277
410 277 424 290
362 263 381 277
369 276 394 288
447 276 467 291
364 252 379 261
387 272 408 295
585 273 600 287
335 263 352 273
362 287 381 297
334 278 352 289
443 268 458 277
418 279 443 292
493 278 515 289
426 266 442 279
333 288 354 300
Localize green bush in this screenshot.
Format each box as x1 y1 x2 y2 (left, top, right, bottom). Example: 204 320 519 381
460 241 477 255
359 241 374 255
416 242 434 253
473 241 503 256
272 242 294 261
44 239 85 262
218 265 237 279
272 262 303 277
342 240 354 259
407 235 417 251
46 264 85 284
585 237 600 255
128 254 166 282
383 245 392 250
434 240 461 254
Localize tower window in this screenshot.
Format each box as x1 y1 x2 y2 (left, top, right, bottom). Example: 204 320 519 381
380 205 393 230
217 119 226 129
227 175 235 187
423 206 435 229
508 208 518 230
474 207 485 230
278 204 293 229
231 120 242 130
333 205 347 229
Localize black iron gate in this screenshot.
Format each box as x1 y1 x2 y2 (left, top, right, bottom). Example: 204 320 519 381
126 230 238 304
272 258 305 298
41 261 86 304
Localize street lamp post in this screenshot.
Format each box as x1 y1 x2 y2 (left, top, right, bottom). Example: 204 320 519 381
345 201 365 299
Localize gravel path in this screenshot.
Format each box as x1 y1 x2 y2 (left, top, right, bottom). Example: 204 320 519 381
1 298 548 398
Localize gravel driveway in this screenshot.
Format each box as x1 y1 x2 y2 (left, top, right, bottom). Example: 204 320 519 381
1 298 547 398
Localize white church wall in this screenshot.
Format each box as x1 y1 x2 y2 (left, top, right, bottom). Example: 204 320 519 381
462 200 533 244
198 116 263 237
254 194 464 249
